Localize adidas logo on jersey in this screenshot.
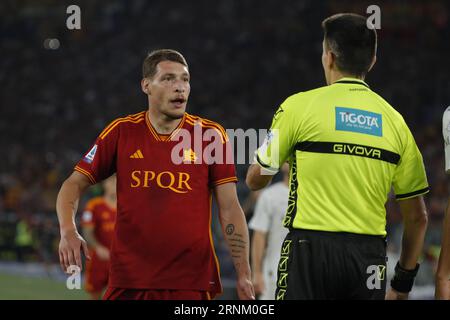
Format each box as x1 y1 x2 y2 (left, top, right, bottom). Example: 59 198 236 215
130 149 144 159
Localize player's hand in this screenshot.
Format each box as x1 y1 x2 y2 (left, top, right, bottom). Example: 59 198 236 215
236 275 255 300
435 276 450 300
252 271 265 296
385 288 409 300
95 245 110 261
59 228 90 273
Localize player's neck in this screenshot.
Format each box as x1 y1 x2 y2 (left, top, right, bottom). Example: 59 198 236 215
147 107 183 134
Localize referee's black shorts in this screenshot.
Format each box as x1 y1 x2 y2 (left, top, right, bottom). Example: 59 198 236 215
275 229 387 300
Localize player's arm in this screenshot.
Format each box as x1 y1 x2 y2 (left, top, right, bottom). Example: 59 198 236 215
214 182 255 300
386 196 428 300
251 230 267 296
56 171 92 272
435 197 450 299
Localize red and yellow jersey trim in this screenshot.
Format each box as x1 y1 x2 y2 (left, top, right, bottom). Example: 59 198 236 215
145 112 186 142
185 113 228 142
74 165 96 184
208 194 222 299
99 111 146 140
145 111 162 141
212 176 238 187
167 114 186 141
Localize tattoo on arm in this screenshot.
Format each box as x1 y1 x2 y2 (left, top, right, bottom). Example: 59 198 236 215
226 224 235 235
225 224 247 259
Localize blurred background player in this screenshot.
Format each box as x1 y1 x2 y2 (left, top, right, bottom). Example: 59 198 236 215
436 108 450 299
249 163 289 299
247 13 429 300
81 175 117 300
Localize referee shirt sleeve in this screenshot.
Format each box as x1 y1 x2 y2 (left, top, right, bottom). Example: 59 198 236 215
256 97 301 173
392 123 429 200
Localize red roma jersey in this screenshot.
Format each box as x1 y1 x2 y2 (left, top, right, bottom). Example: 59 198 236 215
81 197 116 249
74 111 237 296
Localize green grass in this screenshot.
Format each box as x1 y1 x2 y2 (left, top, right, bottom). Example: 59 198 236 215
0 272 90 300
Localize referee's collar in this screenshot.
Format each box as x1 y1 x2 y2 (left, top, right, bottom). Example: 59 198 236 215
333 77 370 89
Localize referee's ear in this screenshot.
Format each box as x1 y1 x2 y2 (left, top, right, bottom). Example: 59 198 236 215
368 55 377 73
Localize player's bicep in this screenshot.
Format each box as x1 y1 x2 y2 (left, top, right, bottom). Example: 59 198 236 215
214 182 241 214
70 170 94 188
60 171 92 199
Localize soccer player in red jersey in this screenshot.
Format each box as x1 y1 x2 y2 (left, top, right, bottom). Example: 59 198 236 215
56 49 255 300
81 175 117 299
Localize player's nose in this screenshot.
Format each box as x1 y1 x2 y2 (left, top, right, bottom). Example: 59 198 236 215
174 82 186 93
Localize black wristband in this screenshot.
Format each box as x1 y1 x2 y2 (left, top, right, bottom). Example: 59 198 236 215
390 262 420 293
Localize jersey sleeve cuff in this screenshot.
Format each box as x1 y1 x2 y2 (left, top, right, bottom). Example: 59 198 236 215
74 166 97 184
255 153 279 175
212 177 238 187
395 186 430 200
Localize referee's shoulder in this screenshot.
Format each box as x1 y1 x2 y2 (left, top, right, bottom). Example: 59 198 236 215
369 89 408 126
281 85 330 111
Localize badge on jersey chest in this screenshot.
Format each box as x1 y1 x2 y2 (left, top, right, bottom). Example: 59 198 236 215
335 107 382 137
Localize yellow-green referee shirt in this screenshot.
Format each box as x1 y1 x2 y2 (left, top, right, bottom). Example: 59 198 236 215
257 77 429 236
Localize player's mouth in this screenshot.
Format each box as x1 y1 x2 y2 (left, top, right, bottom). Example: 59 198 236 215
170 97 186 108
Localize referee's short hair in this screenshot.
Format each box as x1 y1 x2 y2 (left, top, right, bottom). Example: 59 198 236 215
322 13 377 78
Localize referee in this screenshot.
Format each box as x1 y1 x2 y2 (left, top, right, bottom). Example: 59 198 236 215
246 13 429 300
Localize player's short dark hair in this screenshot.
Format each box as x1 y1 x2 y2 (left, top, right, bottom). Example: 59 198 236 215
322 13 377 77
142 49 188 78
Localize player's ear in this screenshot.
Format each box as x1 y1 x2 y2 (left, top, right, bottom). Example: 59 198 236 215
368 55 377 72
141 78 151 95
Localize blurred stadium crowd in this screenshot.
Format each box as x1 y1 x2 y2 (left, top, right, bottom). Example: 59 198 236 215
0 0 449 296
